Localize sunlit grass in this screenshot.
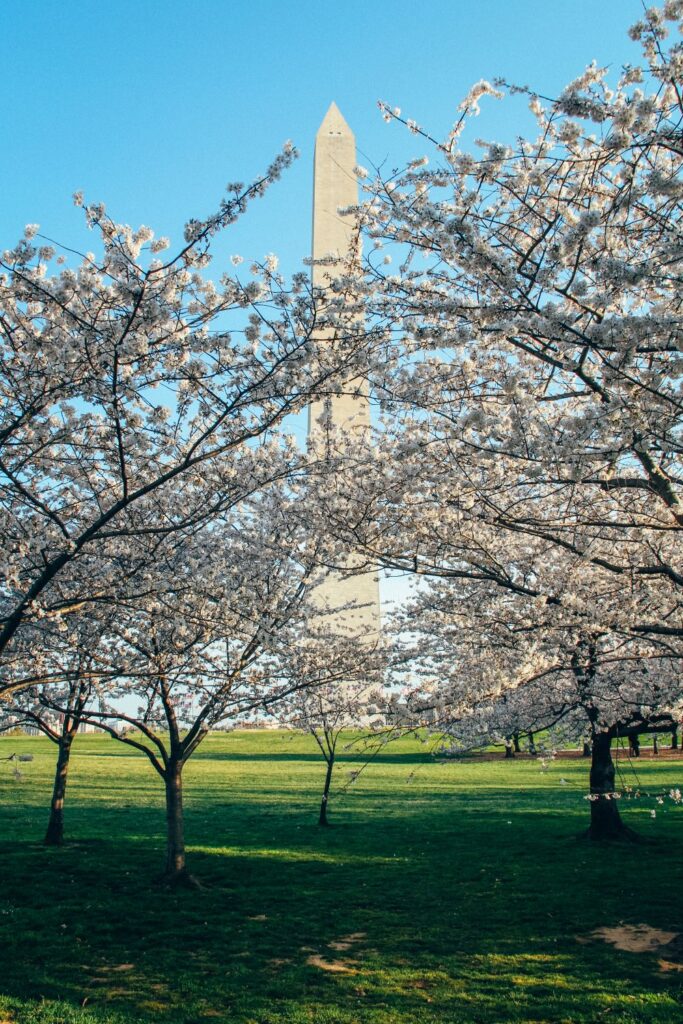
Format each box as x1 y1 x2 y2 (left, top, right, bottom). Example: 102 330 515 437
1 730 682 1023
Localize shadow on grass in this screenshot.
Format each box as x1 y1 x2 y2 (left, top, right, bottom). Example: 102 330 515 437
191 750 439 765
0 790 681 1024
74 749 440 768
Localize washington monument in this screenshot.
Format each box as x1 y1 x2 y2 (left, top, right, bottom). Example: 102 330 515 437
308 102 381 644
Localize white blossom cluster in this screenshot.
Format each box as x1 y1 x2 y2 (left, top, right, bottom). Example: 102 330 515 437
309 3 683 830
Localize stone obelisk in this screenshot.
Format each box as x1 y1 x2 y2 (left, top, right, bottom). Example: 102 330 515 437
308 102 381 644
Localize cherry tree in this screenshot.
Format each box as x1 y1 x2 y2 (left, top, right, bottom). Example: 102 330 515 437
389 545 681 839
5 671 94 846
292 2 683 842
277 648 385 826
0 146 373 696
26 489 372 884
0 608 124 844
346 1 683 644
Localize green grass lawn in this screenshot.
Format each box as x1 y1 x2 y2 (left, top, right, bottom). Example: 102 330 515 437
1 731 682 1024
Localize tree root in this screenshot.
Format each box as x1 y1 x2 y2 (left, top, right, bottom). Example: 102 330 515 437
578 825 643 843
156 868 205 890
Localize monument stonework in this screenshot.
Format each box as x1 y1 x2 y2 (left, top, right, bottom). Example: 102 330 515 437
308 103 381 644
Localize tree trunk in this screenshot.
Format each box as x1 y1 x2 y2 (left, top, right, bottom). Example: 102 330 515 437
318 756 334 826
671 727 678 750
164 762 189 881
44 736 73 846
582 741 592 758
504 738 514 758
513 733 521 754
652 735 659 755
527 732 537 756
585 731 635 841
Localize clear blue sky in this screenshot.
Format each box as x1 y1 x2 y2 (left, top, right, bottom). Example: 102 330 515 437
3 0 645 277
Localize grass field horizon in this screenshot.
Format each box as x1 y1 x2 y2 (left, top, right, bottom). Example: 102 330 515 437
1 730 682 1024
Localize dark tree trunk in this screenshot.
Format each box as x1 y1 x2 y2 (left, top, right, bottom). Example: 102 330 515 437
504 738 514 758
672 727 678 751
318 755 334 826
513 733 521 754
585 731 635 841
527 732 537 756
164 762 188 881
582 741 592 758
44 736 73 846
652 735 659 755
628 733 640 758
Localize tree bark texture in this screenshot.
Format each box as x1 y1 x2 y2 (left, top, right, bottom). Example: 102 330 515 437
44 737 73 846
318 756 334 826
164 762 187 877
587 731 633 840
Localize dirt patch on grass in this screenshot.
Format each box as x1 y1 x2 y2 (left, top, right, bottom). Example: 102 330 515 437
306 954 358 973
658 958 683 973
581 923 683 973
461 748 683 762
328 931 367 952
588 924 678 953
307 932 367 973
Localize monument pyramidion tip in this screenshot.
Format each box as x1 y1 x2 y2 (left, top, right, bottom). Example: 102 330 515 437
317 101 354 140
